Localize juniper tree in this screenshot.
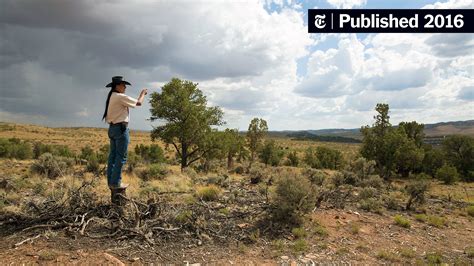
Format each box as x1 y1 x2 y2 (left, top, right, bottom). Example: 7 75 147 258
149 78 225 171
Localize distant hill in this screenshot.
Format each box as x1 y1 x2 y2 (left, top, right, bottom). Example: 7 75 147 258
267 119 474 143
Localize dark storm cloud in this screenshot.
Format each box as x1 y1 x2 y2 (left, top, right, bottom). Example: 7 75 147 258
0 0 114 34
0 0 278 127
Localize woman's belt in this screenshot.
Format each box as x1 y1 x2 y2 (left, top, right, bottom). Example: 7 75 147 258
109 121 128 126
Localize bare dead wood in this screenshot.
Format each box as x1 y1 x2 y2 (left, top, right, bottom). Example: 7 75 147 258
14 234 41 247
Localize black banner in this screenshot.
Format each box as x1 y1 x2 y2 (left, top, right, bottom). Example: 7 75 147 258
308 9 474 33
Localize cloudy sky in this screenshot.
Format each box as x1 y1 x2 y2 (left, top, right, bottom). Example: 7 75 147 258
0 0 473 131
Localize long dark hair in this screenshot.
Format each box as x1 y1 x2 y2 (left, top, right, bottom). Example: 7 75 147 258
102 85 118 121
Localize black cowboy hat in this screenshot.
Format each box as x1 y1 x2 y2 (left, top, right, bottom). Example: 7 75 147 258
105 76 132 87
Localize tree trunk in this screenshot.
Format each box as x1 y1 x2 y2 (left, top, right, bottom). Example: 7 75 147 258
181 143 187 171
227 153 234 170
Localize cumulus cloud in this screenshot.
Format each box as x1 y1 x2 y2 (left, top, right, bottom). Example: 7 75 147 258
0 0 472 131
326 0 367 9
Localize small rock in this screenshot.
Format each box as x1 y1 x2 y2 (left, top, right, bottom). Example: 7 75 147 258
130 257 140 262
281 255 289 260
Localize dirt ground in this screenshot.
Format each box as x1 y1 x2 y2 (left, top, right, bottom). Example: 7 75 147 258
1 123 473 264
1 204 473 265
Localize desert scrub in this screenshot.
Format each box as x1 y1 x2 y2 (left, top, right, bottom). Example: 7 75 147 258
376 250 400 262
291 227 307 238
414 214 447 228
349 222 361 234
349 157 376 179
270 172 317 225
0 138 33 159
358 175 384 189
30 153 73 179
359 187 377 199
425 252 443 264
292 239 308 254
466 205 474 217
399 247 416 258
137 163 168 181
394 215 411 228
195 185 221 201
426 215 447 228
303 168 326 186
175 210 193 223
311 220 328 237
466 247 474 258
384 193 401 210
435 164 459 185
405 178 429 210
358 198 383 214
248 166 268 184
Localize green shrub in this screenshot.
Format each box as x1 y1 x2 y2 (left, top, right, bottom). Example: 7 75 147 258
0 138 33 159
195 185 221 201
85 154 100 174
304 147 321 168
442 135 474 182
258 140 284 166
305 146 344 170
271 172 317 225
414 213 428 222
135 144 166 163
286 151 299 167
405 178 429 210
399 248 416 258
426 215 446 228
206 175 229 188
393 215 411 228
358 175 384 188
359 187 377 200
175 210 193 223
466 247 474 258
291 227 307 238
126 151 140 173
467 205 474 217
234 165 244 174
359 198 383 214
340 170 358 185
331 172 345 187
80 145 94 160
138 164 168 181
316 146 344 170
376 250 400 262
30 153 73 179
292 239 308 254
349 157 376 179
312 221 328 237
33 142 75 159
96 145 109 164
249 166 267 184
384 194 400 210
425 252 443 264
303 168 326 186
435 164 459 185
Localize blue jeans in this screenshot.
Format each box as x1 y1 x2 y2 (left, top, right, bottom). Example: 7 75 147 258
107 124 129 188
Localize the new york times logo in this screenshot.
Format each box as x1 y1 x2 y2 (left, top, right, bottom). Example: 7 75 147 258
308 9 474 33
314 14 326 29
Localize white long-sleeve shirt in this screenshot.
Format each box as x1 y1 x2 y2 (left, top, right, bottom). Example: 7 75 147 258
105 92 138 124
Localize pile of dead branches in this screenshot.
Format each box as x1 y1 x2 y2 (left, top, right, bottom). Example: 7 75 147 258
0 179 270 248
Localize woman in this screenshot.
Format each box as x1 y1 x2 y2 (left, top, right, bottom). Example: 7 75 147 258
103 76 147 189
